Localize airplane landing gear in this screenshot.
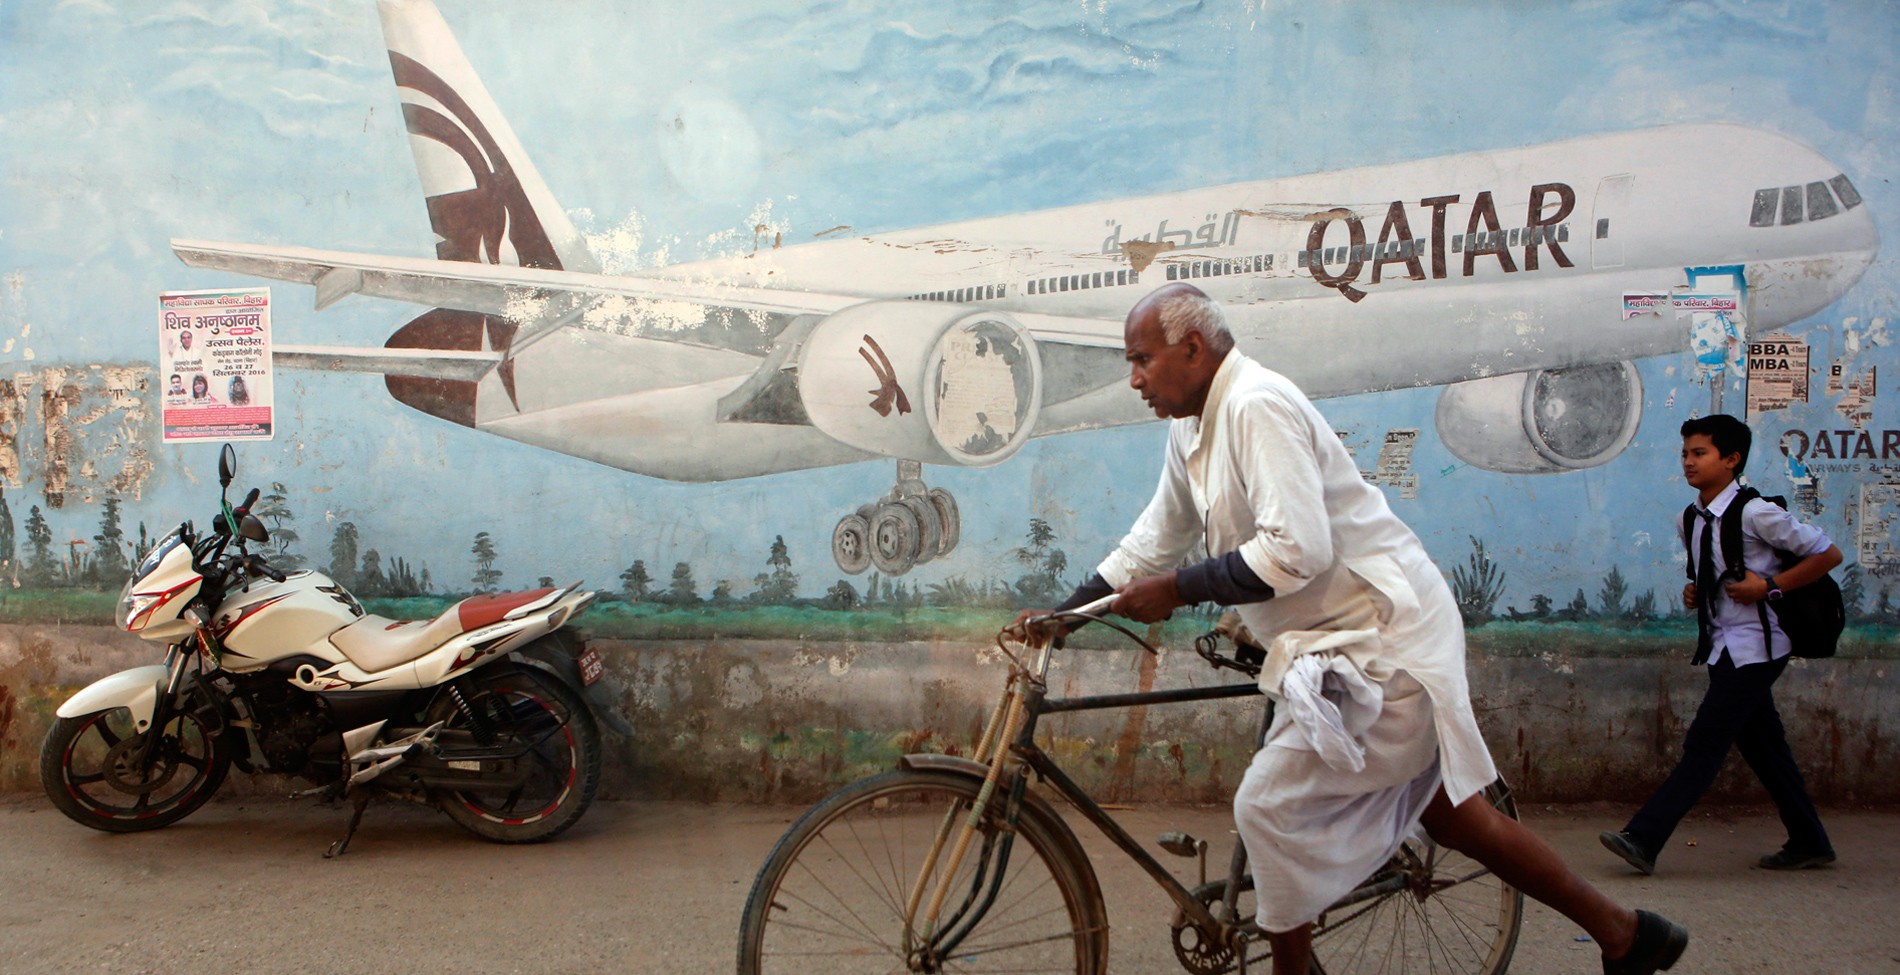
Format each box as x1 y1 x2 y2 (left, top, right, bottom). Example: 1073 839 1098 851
832 461 959 577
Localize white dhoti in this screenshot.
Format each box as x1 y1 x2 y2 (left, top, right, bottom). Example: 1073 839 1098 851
1233 667 1441 933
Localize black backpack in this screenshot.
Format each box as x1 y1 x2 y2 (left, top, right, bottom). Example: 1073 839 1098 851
1682 486 1845 659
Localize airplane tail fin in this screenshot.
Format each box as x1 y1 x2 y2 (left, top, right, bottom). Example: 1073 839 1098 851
375 0 593 425
376 0 598 275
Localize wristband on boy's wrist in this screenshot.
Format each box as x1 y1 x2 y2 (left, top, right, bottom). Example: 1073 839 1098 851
1764 575 1783 601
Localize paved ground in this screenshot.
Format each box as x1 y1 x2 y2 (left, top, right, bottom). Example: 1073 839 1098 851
0 792 1893 974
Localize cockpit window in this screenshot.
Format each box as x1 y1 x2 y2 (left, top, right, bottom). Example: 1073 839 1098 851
1750 189 1778 227
1806 181 1839 221
1750 174 1860 228
1828 173 1862 209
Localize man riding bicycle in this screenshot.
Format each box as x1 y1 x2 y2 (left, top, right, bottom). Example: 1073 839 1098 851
1032 283 1688 975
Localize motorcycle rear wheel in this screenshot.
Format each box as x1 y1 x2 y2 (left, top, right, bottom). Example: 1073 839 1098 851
430 665 602 843
41 707 231 832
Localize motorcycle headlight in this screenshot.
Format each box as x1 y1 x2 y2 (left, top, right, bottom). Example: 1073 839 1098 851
118 587 163 631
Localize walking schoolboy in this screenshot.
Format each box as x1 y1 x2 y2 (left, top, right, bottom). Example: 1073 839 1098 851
1601 414 1841 875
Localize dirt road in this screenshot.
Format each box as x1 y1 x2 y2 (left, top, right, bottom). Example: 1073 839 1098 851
0 794 1891 974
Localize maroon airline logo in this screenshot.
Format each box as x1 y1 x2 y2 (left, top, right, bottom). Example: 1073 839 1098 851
859 336 911 417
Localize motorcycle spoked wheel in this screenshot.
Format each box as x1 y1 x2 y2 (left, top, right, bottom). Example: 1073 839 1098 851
41 707 231 832
429 665 602 844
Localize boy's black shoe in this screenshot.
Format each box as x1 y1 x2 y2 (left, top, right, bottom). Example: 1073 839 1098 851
1599 830 1657 875
1602 909 1690 975
1758 845 1836 870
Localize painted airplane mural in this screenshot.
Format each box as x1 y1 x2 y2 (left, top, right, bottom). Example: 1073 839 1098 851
173 0 1879 577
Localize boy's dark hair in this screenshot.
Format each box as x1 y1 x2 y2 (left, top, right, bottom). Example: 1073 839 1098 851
1680 414 1751 472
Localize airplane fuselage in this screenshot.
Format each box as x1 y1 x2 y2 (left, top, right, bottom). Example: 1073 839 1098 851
481 123 1876 481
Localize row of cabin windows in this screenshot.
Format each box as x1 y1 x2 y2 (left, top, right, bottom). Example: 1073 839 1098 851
917 220 1597 299
1297 224 1572 268
1026 268 1140 296
908 283 1009 303
1165 254 1273 280
1749 174 1862 227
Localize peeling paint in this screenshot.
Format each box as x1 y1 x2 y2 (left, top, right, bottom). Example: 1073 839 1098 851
1118 239 1174 272
0 365 154 502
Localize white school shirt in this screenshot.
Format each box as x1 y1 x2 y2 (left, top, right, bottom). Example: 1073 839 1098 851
1098 351 1497 805
1685 479 1833 666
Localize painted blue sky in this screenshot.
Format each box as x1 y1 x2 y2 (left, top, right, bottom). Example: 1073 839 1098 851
1 0 1896 605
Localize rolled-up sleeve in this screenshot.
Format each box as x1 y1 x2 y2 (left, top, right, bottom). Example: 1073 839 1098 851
1229 390 1333 596
1098 425 1204 587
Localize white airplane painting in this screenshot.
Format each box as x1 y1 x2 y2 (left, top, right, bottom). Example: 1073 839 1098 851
173 0 1880 577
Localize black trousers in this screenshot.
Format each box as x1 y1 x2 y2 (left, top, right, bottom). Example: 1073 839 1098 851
1624 653 1830 857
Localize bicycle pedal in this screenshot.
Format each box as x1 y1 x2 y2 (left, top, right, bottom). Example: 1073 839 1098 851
1158 831 1201 858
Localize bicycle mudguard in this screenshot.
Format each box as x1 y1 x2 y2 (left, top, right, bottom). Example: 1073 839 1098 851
55 665 167 728
897 753 992 779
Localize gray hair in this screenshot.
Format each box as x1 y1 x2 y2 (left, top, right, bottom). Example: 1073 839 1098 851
1156 290 1234 351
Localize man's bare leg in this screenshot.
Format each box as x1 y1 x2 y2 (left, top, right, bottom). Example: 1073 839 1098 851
1264 923 1312 975
1418 786 1640 959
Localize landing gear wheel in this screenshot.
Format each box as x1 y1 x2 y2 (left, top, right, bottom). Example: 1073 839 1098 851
831 513 871 575
867 502 920 576
41 707 230 832
928 487 959 557
898 496 942 566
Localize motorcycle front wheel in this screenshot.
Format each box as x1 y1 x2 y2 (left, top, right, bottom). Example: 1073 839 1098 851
429 665 602 843
41 706 231 832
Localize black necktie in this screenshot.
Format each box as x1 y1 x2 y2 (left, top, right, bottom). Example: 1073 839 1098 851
1693 509 1717 665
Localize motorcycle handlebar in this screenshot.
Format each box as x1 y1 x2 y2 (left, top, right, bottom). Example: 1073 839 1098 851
235 487 261 517
247 555 288 584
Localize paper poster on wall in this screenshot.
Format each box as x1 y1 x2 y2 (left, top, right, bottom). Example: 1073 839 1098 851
159 287 274 442
1746 331 1809 415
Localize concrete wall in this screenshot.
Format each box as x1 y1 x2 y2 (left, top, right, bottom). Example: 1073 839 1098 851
6 622 1892 806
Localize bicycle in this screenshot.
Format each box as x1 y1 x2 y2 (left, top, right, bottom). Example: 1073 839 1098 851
737 598 1524 974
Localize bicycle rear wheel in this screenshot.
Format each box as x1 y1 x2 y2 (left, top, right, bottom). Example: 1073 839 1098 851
737 768 1109 974
1204 780 1523 975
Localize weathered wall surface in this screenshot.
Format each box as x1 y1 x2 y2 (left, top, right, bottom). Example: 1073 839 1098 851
6 624 1892 805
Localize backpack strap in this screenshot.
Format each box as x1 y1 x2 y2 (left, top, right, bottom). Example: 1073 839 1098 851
1717 486 1759 582
1721 486 1784 656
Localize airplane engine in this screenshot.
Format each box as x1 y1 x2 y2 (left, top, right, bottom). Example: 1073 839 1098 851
797 302 1043 467
1434 361 1642 474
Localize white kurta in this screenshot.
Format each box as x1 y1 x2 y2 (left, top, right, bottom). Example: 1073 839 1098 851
1096 351 1499 930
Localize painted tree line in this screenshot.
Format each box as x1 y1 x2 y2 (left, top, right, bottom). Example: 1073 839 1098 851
610 517 1079 611
7 483 1895 625
1449 535 1896 627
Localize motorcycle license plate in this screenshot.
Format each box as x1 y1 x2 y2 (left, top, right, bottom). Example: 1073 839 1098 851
578 646 604 686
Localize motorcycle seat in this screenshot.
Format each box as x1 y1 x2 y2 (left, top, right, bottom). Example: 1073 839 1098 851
329 588 559 674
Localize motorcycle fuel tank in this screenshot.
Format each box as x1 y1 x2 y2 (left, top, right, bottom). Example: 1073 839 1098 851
214 569 364 672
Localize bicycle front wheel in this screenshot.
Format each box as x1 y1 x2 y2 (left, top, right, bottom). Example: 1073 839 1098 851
737 768 1109 974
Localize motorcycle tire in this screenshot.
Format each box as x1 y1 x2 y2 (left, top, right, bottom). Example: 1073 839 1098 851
41 706 231 832
430 665 602 844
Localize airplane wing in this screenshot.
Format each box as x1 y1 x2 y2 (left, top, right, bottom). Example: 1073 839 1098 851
272 345 501 381
173 237 1126 349
172 238 870 320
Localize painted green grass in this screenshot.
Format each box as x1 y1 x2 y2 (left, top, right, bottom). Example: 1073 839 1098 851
2 588 1890 657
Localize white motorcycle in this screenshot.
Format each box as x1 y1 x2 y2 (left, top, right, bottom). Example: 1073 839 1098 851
41 445 628 853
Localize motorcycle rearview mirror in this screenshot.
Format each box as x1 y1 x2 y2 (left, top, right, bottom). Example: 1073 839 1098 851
218 444 236 488
238 514 270 543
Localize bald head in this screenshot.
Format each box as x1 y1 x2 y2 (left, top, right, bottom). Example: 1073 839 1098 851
1128 283 1236 356
1122 284 1233 419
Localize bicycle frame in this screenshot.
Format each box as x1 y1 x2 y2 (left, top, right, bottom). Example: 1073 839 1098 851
906 615 1270 963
